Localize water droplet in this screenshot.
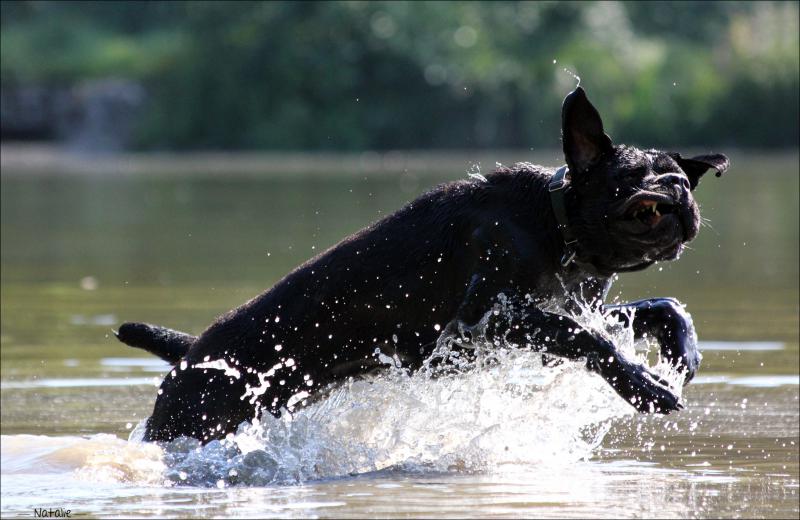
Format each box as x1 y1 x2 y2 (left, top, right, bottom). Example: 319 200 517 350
562 67 581 87
80 276 98 291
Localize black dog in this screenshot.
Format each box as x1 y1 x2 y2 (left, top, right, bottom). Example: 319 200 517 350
117 87 728 443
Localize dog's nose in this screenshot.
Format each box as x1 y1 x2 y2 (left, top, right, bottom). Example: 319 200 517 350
658 173 691 192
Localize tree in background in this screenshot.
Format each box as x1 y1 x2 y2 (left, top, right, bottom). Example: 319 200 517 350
1 1 797 150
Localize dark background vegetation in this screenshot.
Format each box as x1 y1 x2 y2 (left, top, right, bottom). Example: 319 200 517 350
1 0 798 151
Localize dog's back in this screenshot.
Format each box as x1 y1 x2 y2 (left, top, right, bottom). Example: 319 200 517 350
137 169 557 441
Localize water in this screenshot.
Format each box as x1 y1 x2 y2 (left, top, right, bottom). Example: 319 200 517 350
1 151 798 518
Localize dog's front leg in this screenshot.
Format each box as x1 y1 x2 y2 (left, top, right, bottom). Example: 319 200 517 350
448 281 683 413
475 307 683 414
604 298 700 384
445 294 683 413
441 224 681 414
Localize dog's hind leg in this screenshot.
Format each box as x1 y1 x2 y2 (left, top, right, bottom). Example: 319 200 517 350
115 322 196 364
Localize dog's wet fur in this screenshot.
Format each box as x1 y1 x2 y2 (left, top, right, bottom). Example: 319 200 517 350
116 87 729 443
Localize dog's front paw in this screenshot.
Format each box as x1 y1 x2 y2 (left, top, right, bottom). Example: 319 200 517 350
591 352 683 414
651 298 701 384
673 341 702 385
625 365 683 414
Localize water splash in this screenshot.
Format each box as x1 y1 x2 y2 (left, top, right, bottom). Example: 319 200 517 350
467 163 487 183
77 300 687 488
562 68 581 88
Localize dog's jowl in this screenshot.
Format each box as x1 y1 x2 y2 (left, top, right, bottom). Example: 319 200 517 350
116 87 729 443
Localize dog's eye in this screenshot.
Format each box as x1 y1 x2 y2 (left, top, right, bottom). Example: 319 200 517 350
620 166 648 179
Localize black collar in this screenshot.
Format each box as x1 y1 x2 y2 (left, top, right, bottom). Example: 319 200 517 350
548 165 578 266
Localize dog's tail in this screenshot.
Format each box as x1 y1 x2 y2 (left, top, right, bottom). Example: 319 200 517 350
114 322 196 364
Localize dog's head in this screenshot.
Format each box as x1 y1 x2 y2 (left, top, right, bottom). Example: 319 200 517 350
560 87 729 275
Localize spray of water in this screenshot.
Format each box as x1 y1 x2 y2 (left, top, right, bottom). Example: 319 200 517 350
76 298 686 488
466 162 487 183
563 68 581 88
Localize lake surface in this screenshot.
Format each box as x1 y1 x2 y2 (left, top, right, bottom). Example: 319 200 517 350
1 151 798 518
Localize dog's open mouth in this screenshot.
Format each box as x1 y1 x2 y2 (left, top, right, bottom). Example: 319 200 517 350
624 199 676 228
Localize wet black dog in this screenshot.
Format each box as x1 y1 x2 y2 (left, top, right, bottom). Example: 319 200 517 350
117 87 728 443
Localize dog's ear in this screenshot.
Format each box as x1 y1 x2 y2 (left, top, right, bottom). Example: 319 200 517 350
669 153 730 190
562 87 613 177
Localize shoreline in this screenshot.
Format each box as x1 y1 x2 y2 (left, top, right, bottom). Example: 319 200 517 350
0 143 560 178
1 143 796 178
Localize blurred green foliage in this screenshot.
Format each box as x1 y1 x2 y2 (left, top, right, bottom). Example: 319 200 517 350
1 1 798 150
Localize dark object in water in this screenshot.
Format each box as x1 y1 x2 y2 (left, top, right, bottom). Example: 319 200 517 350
116 87 729 443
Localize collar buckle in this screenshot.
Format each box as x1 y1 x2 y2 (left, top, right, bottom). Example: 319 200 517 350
548 178 567 192
548 167 569 192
